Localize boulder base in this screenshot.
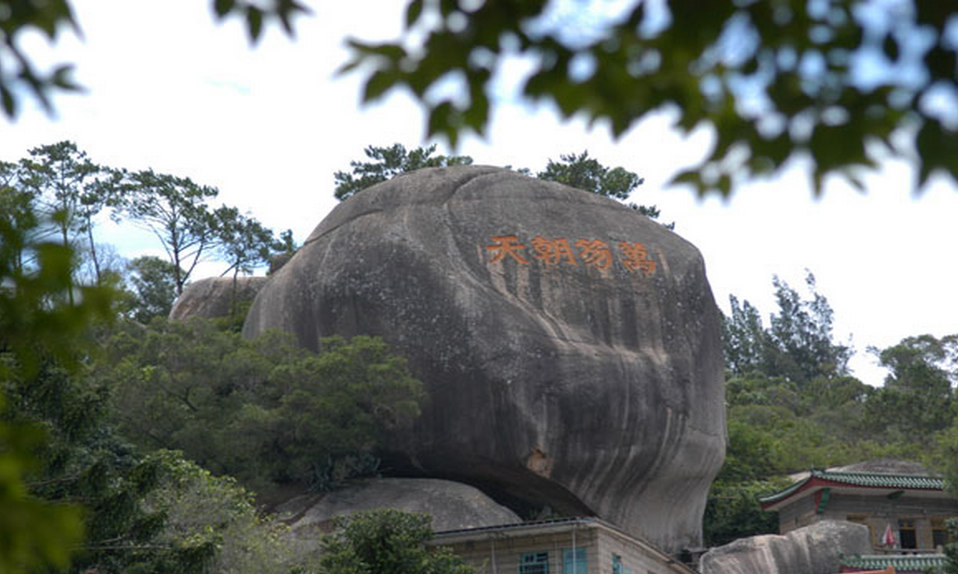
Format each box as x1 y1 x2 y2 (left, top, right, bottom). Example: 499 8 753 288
700 521 872 574
276 478 520 550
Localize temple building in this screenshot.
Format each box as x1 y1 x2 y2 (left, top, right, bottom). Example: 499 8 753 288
759 461 958 553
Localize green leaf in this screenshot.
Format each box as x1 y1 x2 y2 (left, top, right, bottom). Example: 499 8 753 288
427 101 458 148
336 57 362 76
51 65 81 92
0 84 15 117
246 6 264 43
345 39 407 62
362 70 396 102
439 0 456 19
882 34 899 62
405 0 424 28
717 173 732 197
213 0 235 18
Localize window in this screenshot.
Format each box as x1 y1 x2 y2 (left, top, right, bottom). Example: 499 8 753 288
612 554 623 574
932 518 949 548
899 519 917 550
520 552 549 574
563 548 587 574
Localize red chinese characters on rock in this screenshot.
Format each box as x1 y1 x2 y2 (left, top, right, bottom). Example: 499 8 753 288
531 236 577 266
486 235 530 264
618 242 657 276
484 234 657 276
574 239 613 270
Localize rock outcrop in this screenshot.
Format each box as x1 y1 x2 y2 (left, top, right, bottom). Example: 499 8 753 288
276 478 520 543
169 276 267 321
700 520 872 574
243 166 726 552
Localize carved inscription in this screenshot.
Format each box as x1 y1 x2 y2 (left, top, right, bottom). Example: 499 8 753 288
486 235 530 264
531 236 577 266
619 241 657 275
484 234 657 276
574 239 613 270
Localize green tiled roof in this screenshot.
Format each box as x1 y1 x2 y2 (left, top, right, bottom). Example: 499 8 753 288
841 554 947 572
760 470 945 504
818 471 944 490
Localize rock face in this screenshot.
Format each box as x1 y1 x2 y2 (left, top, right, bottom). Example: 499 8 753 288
700 520 872 574
169 276 267 321
276 478 520 538
243 166 726 552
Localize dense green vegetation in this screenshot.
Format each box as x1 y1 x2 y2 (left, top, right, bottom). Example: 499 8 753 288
96 320 423 495
708 271 958 547
0 144 430 572
319 510 473 574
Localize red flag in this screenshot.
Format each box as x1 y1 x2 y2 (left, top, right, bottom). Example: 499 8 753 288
882 523 898 547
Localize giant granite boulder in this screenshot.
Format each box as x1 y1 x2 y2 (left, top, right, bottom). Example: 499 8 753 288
243 166 726 552
169 276 267 321
701 520 872 574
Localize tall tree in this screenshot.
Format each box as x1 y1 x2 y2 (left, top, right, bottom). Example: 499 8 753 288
867 334 957 445
334 143 473 201
212 206 279 320
0 168 38 275
536 150 669 226
722 272 851 385
19 142 96 246
125 255 180 324
767 272 852 386
213 206 277 280
2 144 119 286
114 169 219 296
17 141 117 284
537 150 642 201
722 295 772 377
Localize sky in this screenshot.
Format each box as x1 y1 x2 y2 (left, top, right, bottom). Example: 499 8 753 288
3 0 956 386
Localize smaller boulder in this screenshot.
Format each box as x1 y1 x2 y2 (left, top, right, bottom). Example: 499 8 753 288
701 520 871 574
275 478 520 550
169 276 267 321
269 252 294 275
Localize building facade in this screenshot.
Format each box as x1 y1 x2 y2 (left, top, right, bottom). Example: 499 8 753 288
760 468 958 553
430 517 697 574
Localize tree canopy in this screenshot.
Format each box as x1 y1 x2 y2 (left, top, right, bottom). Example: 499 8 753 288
319 510 473 574
334 143 473 201
334 143 670 225
9 2 958 198
342 0 958 196
721 271 851 386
